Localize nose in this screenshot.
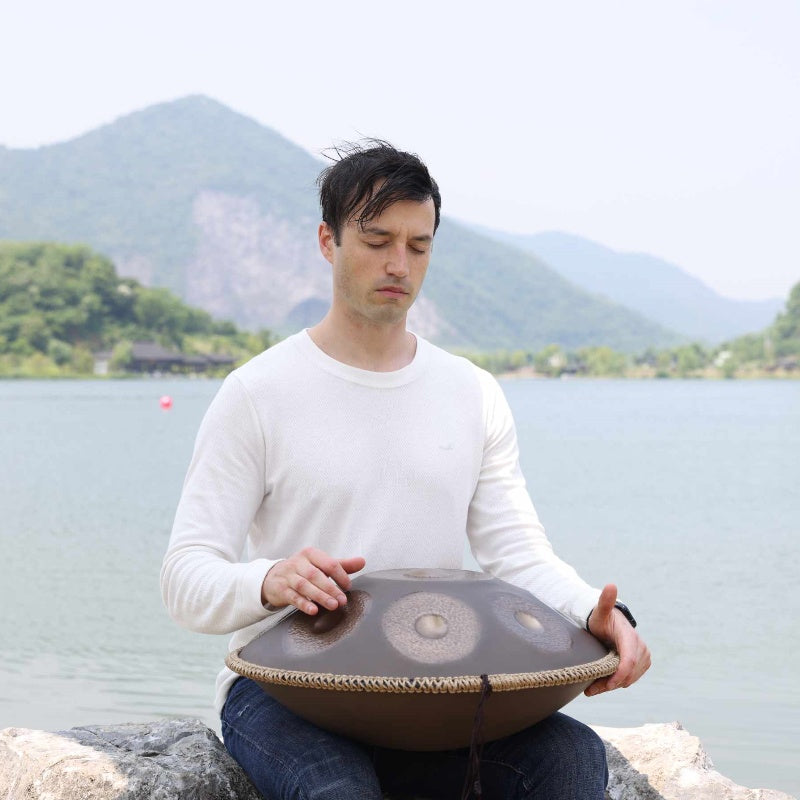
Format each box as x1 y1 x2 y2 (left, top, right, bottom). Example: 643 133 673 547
385 243 409 277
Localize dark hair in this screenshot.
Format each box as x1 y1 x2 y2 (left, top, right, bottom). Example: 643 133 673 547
317 139 441 245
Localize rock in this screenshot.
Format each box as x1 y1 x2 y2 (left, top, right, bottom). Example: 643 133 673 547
0 718 795 800
593 721 795 800
0 718 260 800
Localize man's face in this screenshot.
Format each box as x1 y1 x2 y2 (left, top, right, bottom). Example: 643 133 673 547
319 197 436 327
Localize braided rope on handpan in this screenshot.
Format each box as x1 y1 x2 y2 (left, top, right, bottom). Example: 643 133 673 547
225 649 619 694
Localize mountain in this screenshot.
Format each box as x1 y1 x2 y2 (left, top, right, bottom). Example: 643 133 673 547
473 229 783 343
0 95 679 352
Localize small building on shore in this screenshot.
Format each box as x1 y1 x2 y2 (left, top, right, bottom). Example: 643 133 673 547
94 341 235 376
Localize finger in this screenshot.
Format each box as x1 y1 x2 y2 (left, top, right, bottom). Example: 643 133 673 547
265 567 324 614
291 566 347 610
279 585 322 616
587 584 619 641
585 676 612 696
607 657 635 690
326 557 366 594
262 560 336 613
587 661 630 696
317 559 356 594
304 551 365 596
297 550 352 603
595 584 618 621
340 556 366 575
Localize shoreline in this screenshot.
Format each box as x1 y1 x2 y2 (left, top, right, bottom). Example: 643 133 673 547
495 366 800 380
2 367 799 381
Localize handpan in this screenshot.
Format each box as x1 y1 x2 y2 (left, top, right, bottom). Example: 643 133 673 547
226 568 618 750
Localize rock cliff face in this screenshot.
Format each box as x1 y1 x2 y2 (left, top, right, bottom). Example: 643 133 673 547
0 719 794 800
187 191 327 331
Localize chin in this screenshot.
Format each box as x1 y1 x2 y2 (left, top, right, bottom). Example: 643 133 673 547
365 303 413 326
371 311 409 326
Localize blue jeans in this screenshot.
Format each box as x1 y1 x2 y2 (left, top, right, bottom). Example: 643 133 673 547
221 677 608 800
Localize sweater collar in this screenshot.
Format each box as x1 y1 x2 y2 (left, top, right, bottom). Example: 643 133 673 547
296 329 430 388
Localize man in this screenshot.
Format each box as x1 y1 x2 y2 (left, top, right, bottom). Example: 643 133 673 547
161 141 650 799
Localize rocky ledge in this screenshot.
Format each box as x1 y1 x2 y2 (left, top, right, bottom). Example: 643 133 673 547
596 722 794 800
0 718 794 800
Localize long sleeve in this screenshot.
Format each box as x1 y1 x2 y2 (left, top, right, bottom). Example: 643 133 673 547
160 374 279 635
466 370 600 628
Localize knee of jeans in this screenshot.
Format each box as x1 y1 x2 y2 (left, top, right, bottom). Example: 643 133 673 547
548 720 608 778
294 749 383 800
557 724 608 789
583 727 608 774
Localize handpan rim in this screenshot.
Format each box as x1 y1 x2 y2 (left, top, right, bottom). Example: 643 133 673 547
225 648 619 694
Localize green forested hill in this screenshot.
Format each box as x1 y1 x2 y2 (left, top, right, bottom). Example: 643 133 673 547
724 281 800 366
772 282 800 352
1 95 679 351
0 241 270 376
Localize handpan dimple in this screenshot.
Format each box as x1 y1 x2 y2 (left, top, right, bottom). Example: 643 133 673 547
491 591 573 653
381 592 480 663
283 590 370 656
415 613 448 639
515 610 543 631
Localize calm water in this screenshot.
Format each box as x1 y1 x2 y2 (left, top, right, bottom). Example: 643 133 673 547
1 378 798 796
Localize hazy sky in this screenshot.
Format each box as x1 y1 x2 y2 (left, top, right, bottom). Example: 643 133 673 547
3 0 798 301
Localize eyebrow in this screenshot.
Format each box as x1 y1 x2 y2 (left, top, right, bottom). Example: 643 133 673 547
361 226 433 243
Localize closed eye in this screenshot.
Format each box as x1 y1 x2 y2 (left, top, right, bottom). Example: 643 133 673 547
364 240 428 253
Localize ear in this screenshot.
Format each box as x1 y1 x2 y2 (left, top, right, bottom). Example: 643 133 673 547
318 222 336 265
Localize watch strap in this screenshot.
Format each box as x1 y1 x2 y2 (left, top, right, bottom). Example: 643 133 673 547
614 600 637 628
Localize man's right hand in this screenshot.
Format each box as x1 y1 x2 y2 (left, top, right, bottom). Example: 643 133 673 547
260 547 366 615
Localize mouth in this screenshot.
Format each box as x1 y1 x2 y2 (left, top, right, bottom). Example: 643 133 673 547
376 285 409 298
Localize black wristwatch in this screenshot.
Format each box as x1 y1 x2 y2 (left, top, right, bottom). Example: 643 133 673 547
614 601 637 628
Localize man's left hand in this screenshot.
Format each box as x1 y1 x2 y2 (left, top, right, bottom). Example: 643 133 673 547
585 583 651 696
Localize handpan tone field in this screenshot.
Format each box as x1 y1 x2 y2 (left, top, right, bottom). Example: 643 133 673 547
226 569 618 750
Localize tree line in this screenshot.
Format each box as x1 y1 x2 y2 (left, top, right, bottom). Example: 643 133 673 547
461 282 800 379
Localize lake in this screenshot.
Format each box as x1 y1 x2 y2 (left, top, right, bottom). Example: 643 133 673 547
1 377 798 796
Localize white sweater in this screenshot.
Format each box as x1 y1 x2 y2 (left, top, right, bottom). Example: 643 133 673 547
160 331 600 714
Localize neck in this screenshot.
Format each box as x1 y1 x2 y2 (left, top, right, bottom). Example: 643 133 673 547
308 310 417 372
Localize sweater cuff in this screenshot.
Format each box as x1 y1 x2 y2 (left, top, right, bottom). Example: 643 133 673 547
567 587 603 631
240 557 280 621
